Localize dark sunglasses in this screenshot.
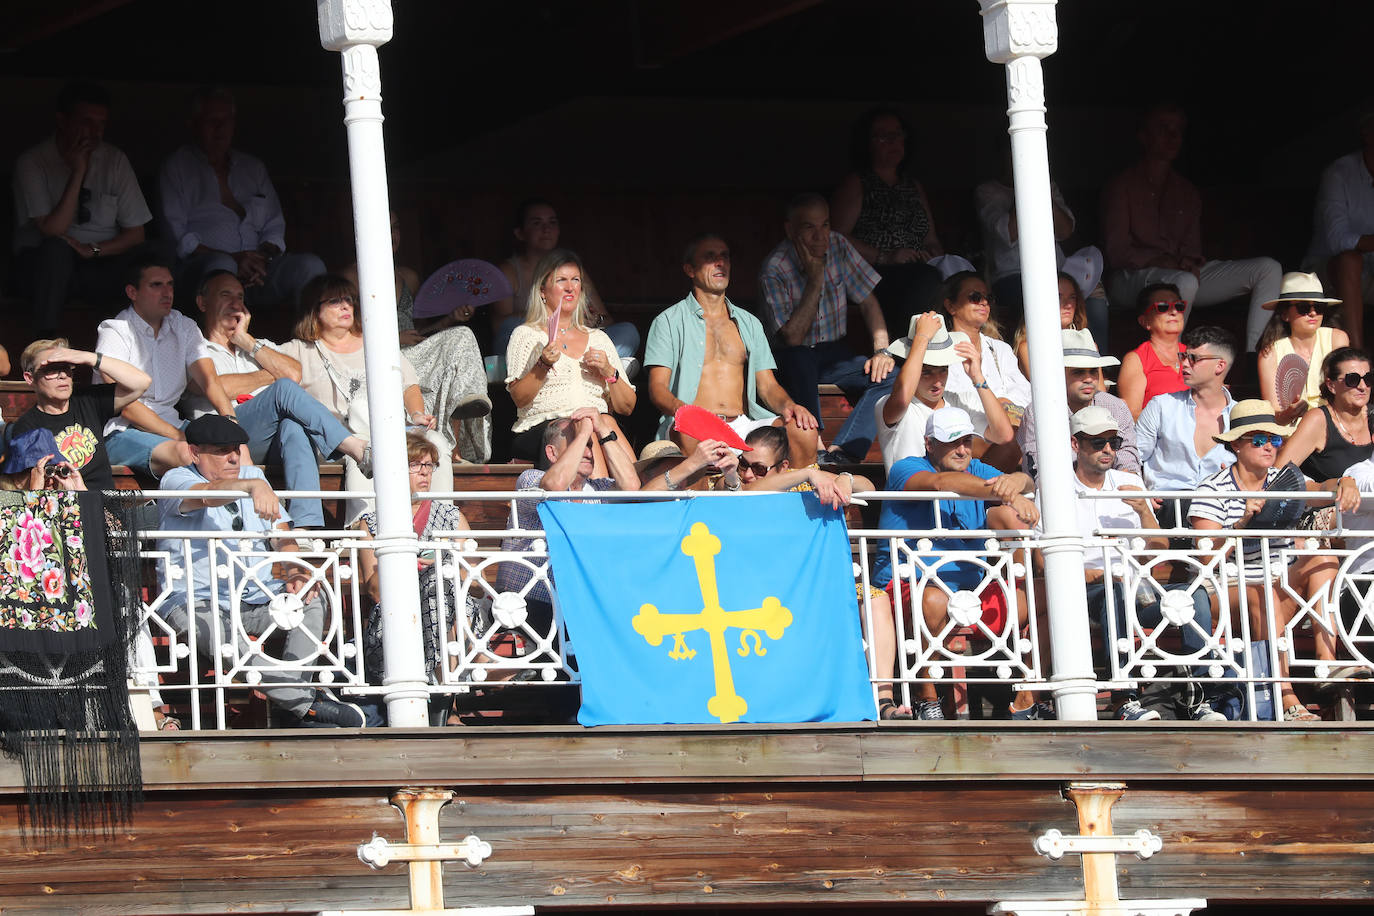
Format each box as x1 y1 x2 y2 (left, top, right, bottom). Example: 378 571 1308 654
1242 433 1283 449
738 457 780 477
226 501 244 532
1336 371 1374 389
1152 300 1186 314
1075 434 1123 451
965 290 994 305
1290 302 1326 317
77 187 91 224
35 363 76 378
1182 351 1221 365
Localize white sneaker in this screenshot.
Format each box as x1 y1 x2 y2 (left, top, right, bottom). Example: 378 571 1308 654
914 699 945 720
1189 703 1227 722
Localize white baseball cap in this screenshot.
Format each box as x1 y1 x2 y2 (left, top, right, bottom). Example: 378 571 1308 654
1070 406 1119 437
925 406 981 443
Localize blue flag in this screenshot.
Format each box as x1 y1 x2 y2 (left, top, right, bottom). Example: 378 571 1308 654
538 493 876 726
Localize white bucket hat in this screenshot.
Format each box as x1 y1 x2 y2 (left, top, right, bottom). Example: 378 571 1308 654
888 314 970 365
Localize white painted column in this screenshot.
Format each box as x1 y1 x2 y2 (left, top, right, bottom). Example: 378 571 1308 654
317 0 429 727
978 0 1097 720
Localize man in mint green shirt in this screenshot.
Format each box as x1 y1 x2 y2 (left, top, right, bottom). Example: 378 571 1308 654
645 233 818 465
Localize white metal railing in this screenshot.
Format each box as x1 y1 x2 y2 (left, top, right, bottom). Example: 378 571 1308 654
121 487 1374 728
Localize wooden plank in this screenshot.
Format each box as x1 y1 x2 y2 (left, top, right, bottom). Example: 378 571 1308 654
2 725 1367 794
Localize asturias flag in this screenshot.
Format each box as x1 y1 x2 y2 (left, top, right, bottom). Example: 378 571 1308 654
538 493 876 726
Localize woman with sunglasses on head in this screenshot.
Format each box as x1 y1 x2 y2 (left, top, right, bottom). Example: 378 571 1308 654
939 271 1029 472
1274 347 1373 483
1117 283 1191 419
1190 400 1359 721
1256 273 1348 427
1011 272 1090 379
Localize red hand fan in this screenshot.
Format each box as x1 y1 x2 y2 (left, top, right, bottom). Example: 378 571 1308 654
673 405 751 450
1274 353 1308 408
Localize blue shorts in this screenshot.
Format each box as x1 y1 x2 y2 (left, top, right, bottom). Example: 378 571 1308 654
104 427 174 477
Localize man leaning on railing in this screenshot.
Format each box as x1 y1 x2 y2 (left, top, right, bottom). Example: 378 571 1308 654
155 414 364 728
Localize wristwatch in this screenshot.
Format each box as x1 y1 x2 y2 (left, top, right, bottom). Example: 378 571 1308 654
250 340 267 357
89 243 101 258
873 347 891 358
598 430 618 445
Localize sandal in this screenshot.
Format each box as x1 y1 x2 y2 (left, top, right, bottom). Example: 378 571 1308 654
1282 703 1320 722
154 711 181 731
878 698 914 721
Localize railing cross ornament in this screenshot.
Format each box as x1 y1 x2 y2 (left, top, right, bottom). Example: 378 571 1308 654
989 783 1205 916
321 788 533 916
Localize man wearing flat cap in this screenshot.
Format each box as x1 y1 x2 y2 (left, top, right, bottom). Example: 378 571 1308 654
1017 328 1140 481
156 414 364 728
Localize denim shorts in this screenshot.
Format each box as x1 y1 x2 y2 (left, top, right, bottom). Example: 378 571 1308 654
104 427 173 476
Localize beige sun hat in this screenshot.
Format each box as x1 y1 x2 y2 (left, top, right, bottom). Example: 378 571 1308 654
1212 399 1298 443
887 313 970 364
634 439 685 472
1261 271 1342 310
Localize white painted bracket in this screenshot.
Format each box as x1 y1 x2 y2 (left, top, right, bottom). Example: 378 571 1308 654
1033 827 1163 861
358 834 493 869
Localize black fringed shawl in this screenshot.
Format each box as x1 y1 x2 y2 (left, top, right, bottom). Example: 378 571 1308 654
0 490 143 839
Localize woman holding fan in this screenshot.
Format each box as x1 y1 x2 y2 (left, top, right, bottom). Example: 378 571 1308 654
1256 272 1347 427
505 250 635 463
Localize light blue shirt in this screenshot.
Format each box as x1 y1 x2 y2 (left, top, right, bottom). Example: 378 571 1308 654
1136 388 1235 490
156 464 290 610
644 293 779 439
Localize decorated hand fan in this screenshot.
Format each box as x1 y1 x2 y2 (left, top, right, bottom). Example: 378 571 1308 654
412 259 512 320
1250 461 1307 530
1274 353 1308 408
673 405 751 451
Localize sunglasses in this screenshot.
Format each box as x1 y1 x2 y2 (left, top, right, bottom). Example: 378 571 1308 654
1290 302 1326 317
965 290 994 305
1336 371 1374 389
225 501 244 532
1241 433 1283 449
1152 300 1186 314
1181 351 1221 365
35 363 76 378
1075 434 1123 451
738 457 780 477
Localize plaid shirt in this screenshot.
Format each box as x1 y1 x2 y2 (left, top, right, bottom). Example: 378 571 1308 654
758 233 880 347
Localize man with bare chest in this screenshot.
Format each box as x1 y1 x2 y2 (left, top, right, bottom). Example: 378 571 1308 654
158 86 325 312
645 234 818 465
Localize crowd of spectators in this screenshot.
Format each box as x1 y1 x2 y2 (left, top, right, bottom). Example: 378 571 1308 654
8 81 1374 728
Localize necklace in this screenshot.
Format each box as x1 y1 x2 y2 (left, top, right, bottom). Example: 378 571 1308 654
1331 406 1364 445
1154 339 1181 374
559 325 569 350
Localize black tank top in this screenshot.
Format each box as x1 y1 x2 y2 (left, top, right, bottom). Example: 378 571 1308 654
1300 406 1374 482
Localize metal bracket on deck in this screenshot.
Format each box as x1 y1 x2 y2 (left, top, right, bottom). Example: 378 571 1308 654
1033 827 1163 861
358 834 493 869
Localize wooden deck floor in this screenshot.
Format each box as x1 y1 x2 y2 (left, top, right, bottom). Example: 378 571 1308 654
1 723 1372 914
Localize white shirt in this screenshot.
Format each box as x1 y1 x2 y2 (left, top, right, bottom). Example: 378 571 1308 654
12 137 152 251
1343 458 1374 575
158 144 287 259
96 307 210 434
974 179 1073 281
1071 468 1147 571
183 338 283 418
943 335 1031 435
1307 151 1374 265
873 394 934 473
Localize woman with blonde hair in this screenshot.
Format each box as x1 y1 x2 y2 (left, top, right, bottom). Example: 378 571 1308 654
504 249 635 464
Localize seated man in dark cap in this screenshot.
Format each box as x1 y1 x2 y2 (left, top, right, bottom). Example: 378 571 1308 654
155 414 364 727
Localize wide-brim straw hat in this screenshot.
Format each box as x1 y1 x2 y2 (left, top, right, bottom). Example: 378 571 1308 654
634 439 685 472
1213 399 1298 443
1261 271 1342 310
888 314 969 365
